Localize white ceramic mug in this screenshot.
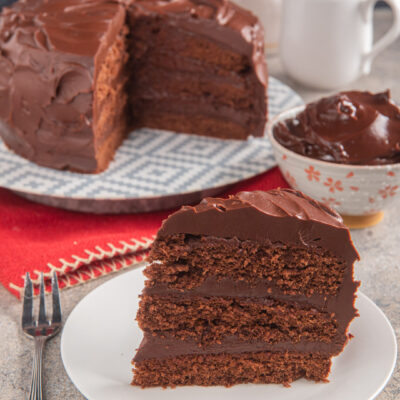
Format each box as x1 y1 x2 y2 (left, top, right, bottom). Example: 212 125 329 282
280 0 400 89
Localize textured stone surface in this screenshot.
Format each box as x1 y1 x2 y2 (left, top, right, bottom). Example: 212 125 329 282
0 9 399 400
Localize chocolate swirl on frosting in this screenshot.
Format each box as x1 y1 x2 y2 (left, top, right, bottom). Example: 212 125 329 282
273 90 400 165
236 189 341 222
158 189 359 264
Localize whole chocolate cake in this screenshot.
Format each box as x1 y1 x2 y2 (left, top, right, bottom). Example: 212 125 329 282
0 0 268 173
273 90 400 165
132 189 360 387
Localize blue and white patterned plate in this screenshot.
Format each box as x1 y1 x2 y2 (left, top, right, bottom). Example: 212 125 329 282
0 77 302 213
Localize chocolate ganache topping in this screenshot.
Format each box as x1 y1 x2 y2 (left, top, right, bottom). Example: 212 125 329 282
158 188 359 265
273 90 400 165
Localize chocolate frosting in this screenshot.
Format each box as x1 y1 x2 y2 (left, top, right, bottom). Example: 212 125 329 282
158 189 360 265
0 0 126 171
273 90 400 165
0 0 267 172
134 334 347 362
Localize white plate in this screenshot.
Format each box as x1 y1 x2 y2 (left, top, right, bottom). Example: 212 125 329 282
61 267 397 400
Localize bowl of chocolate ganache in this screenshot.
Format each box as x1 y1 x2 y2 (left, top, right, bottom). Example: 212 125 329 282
267 90 400 228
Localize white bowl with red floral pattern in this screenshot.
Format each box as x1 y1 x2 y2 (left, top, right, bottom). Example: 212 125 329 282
267 106 400 221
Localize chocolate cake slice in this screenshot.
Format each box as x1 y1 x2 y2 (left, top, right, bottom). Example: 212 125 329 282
132 189 360 387
0 0 267 173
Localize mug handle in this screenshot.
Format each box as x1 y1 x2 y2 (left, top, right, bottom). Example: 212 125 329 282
361 0 400 75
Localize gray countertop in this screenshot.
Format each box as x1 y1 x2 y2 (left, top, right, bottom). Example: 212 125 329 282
0 8 399 400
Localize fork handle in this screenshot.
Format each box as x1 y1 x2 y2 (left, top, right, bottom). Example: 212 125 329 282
29 336 46 400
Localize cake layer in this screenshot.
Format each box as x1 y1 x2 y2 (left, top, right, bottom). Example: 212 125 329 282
133 112 252 139
133 332 348 362
144 270 358 329
132 98 259 127
137 295 338 345
131 65 262 111
147 235 347 296
128 48 256 78
132 351 331 387
145 271 357 305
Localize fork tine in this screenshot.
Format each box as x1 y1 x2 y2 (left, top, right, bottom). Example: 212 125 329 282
38 273 47 326
51 272 62 324
22 272 34 329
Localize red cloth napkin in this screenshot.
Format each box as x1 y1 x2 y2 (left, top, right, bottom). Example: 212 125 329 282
0 167 288 298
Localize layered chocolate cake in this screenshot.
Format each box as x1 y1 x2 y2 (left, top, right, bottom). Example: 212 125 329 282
132 189 360 387
273 90 400 165
0 0 267 173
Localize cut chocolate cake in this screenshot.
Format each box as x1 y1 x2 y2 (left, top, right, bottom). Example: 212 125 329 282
132 189 360 387
0 0 267 173
0 0 129 172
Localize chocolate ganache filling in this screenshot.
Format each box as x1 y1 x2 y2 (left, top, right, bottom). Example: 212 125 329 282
273 90 400 165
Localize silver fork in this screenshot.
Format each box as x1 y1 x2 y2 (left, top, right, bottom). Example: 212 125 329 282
22 272 62 400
